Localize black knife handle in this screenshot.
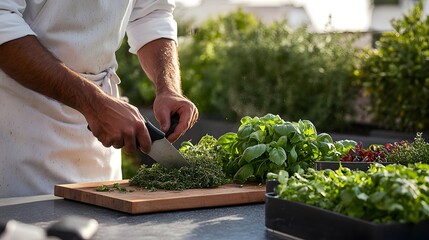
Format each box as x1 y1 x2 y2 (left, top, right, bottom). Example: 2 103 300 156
144 113 180 142
164 113 180 137
144 119 165 141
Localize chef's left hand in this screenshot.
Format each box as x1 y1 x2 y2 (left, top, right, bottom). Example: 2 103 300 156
152 93 199 142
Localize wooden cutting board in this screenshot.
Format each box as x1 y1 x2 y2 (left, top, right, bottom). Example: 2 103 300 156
54 180 266 214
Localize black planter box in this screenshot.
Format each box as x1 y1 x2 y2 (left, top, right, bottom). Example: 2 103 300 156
315 161 394 171
265 183 429 240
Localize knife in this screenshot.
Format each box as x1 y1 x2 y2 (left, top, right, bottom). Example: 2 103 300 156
87 113 189 169
143 113 189 169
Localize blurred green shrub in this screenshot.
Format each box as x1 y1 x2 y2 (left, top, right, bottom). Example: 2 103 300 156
355 0 429 132
178 9 259 117
116 38 155 106
179 9 359 131
116 18 197 106
116 9 359 132
121 151 139 179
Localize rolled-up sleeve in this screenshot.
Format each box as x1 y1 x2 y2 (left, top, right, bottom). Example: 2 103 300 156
126 0 178 54
0 0 36 45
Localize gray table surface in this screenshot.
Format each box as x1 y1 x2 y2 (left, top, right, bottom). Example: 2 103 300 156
0 195 285 240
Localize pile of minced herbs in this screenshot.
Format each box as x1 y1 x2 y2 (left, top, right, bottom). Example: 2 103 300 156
129 135 230 191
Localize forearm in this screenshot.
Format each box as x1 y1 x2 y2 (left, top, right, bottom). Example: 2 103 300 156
136 38 198 141
0 35 104 115
137 38 182 96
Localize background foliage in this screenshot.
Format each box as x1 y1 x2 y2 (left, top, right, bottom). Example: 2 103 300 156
116 9 359 132
116 38 154 106
116 5 429 134
355 1 429 132
116 4 429 178
179 9 359 132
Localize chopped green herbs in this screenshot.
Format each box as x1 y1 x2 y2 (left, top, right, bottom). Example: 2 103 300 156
129 135 230 191
95 182 135 193
95 185 113 192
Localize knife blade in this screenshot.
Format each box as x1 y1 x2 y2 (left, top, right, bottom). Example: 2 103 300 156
143 113 189 169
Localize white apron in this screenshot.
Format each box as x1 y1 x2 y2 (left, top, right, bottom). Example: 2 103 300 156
0 1 133 197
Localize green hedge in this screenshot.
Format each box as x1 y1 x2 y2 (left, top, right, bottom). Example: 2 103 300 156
116 38 154 106
116 9 359 132
179 9 359 132
355 1 429 132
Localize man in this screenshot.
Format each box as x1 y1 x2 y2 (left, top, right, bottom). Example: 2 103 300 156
0 0 198 197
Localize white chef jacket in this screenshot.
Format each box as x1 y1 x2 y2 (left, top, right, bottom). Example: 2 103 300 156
0 0 178 197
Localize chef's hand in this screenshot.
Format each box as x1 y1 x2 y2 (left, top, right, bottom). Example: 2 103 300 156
152 92 199 143
85 95 152 155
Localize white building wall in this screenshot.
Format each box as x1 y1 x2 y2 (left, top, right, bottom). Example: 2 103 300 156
175 0 429 33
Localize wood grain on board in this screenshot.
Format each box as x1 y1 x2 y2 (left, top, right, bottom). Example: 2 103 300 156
54 180 266 214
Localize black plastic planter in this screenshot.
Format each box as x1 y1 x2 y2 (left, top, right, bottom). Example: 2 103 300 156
265 182 429 240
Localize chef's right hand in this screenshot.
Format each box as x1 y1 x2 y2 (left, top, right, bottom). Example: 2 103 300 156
84 95 151 155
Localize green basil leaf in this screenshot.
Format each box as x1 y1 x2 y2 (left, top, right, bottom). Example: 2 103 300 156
274 122 300 136
217 132 238 147
277 136 288 148
237 124 253 140
300 120 317 137
290 133 304 143
318 142 335 155
260 113 279 122
269 147 287 165
250 130 265 143
317 133 334 143
240 116 253 125
243 144 267 162
288 146 298 163
233 164 254 184
256 162 269 178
